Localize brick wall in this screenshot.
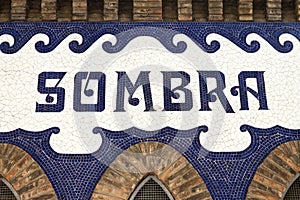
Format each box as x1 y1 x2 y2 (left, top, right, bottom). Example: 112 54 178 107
0 144 56 200
1 141 298 199
92 142 212 200
1 0 299 21
94 141 300 199
247 141 300 199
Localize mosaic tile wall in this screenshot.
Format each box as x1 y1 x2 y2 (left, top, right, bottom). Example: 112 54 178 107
0 22 299 199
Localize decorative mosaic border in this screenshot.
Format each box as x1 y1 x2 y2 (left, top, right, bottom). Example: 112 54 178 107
0 125 299 199
0 22 300 199
0 22 299 54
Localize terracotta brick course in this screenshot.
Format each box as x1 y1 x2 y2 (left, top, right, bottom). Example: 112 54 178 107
134 0 162 21
266 0 281 21
11 0 27 21
208 0 224 20
297 0 300 21
178 0 192 21
72 0 87 21
104 0 118 20
1 0 299 21
41 0 57 21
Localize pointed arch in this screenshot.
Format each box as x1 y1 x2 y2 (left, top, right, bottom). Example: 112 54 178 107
92 142 212 200
0 143 56 200
129 175 174 200
247 140 300 199
0 176 19 200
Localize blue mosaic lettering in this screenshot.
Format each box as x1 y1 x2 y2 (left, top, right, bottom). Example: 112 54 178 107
162 71 193 111
198 71 234 113
36 72 66 112
73 72 106 112
114 71 155 112
231 71 268 110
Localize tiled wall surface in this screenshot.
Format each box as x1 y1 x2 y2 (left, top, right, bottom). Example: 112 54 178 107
0 1 299 200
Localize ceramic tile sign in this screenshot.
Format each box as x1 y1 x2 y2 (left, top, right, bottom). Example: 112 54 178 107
0 23 299 154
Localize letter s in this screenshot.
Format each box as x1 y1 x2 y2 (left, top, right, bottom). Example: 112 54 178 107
36 72 66 112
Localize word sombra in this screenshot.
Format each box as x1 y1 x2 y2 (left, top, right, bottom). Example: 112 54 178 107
36 71 268 113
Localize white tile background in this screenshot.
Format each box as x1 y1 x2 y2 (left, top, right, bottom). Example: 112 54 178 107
0 32 299 153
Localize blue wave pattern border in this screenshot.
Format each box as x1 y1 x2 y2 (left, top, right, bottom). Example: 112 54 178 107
0 125 299 199
0 22 299 54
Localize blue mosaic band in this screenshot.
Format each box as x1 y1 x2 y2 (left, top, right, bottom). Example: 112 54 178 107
0 22 299 54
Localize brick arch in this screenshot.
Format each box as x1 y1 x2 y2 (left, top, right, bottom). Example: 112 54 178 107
92 142 212 200
247 140 300 199
0 143 56 200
